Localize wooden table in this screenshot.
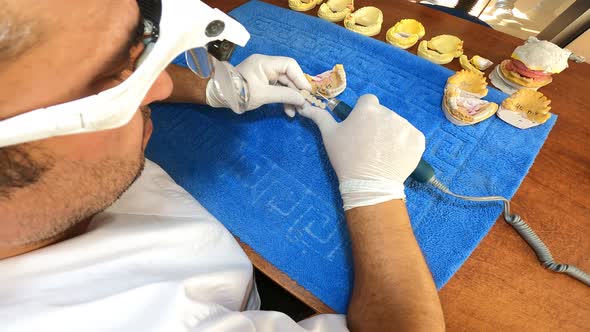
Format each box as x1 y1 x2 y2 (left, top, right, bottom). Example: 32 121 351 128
206 1 590 330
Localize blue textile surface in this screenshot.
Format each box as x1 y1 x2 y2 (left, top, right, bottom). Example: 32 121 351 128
145 0 556 313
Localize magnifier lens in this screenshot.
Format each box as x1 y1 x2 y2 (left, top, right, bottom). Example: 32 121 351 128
185 47 213 78
210 57 249 114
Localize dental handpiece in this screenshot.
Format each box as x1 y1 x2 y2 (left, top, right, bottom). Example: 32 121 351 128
319 94 435 184
317 93 590 286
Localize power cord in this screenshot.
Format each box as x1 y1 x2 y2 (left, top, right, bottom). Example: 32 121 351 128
428 177 590 286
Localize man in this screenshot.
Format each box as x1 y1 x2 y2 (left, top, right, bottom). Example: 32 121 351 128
0 0 444 330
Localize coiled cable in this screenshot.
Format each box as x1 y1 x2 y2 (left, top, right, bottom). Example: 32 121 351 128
429 177 590 286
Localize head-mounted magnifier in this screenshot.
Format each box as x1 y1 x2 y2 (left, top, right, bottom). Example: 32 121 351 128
0 0 250 148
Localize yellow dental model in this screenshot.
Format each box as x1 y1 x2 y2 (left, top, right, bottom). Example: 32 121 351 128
344 6 383 37
386 19 425 49
459 55 494 74
304 64 347 98
318 0 354 22
497 90 552 129
442 70 498 126
417 35 463 64
459 55 483 75
289 0 324 12
417 41 454 64
428 35 463 57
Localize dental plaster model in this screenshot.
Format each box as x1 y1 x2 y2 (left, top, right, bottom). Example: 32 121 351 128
470 55 493 70
417 41 453 64
318 0 354 22
442 70 498 126
497 89 551 129
427 35 463 58
417 35 463 65
344 6 383 37
301 90 327 109
289 0 324 12
490 37 571 94
459 55 484 75
386 19 426 49
304 64 347 98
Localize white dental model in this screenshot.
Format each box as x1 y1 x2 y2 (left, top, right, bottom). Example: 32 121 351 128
344 6 383 37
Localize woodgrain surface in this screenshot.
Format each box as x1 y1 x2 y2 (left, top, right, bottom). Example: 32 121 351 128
206 1 590 330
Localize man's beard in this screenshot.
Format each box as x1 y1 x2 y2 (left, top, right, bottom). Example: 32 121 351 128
0 109 150 247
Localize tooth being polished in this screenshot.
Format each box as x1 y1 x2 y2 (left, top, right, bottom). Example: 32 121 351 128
344 6 383 36
442 70 498 126
497 89 551 129
318 0 354 22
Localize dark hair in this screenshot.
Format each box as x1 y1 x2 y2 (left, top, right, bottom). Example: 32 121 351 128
0 146 53 199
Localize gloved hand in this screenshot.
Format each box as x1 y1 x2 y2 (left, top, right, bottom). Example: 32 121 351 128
206 54 312 117
298 94 425 210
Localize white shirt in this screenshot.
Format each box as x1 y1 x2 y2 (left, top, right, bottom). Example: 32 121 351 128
0 159 347 331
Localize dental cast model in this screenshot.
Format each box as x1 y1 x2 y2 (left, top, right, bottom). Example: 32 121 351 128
418 35 463 64
386 19 425 49
470 55 493 70
300 90 327 109
497 89 552 129
289 0 324 12
344 6 383 36
318 0 354 22
459 55 484 75
304 64 347 98
442 70 498 126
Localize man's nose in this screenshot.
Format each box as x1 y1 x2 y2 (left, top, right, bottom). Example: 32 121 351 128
141 70 173 106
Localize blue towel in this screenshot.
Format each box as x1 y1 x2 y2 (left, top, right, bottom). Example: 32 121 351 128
146 0 556 313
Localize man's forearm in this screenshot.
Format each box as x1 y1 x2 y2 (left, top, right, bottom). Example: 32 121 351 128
164 64 208 104
345 200 444 332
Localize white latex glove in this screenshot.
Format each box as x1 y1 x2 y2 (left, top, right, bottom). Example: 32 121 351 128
298 94 426 210
206 54 312 117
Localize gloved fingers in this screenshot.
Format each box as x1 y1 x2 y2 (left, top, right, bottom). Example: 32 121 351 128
284 104 296 118
297 102 337 133
263 56 312 91
354 94 380 113
277 75 299 89
257 85 307 106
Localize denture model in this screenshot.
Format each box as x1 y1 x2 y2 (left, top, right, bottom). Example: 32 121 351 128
344 6 383 37
459 55 484 75
289 0 324 12
470 55 493 70
417 35 463 64
386 19 425 49
300 90 327 109
496 89 552 129
442 70 498 126
304 64 347 98
318 0 354 22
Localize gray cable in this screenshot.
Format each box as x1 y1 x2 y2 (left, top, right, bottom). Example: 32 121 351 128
429 177 590 286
